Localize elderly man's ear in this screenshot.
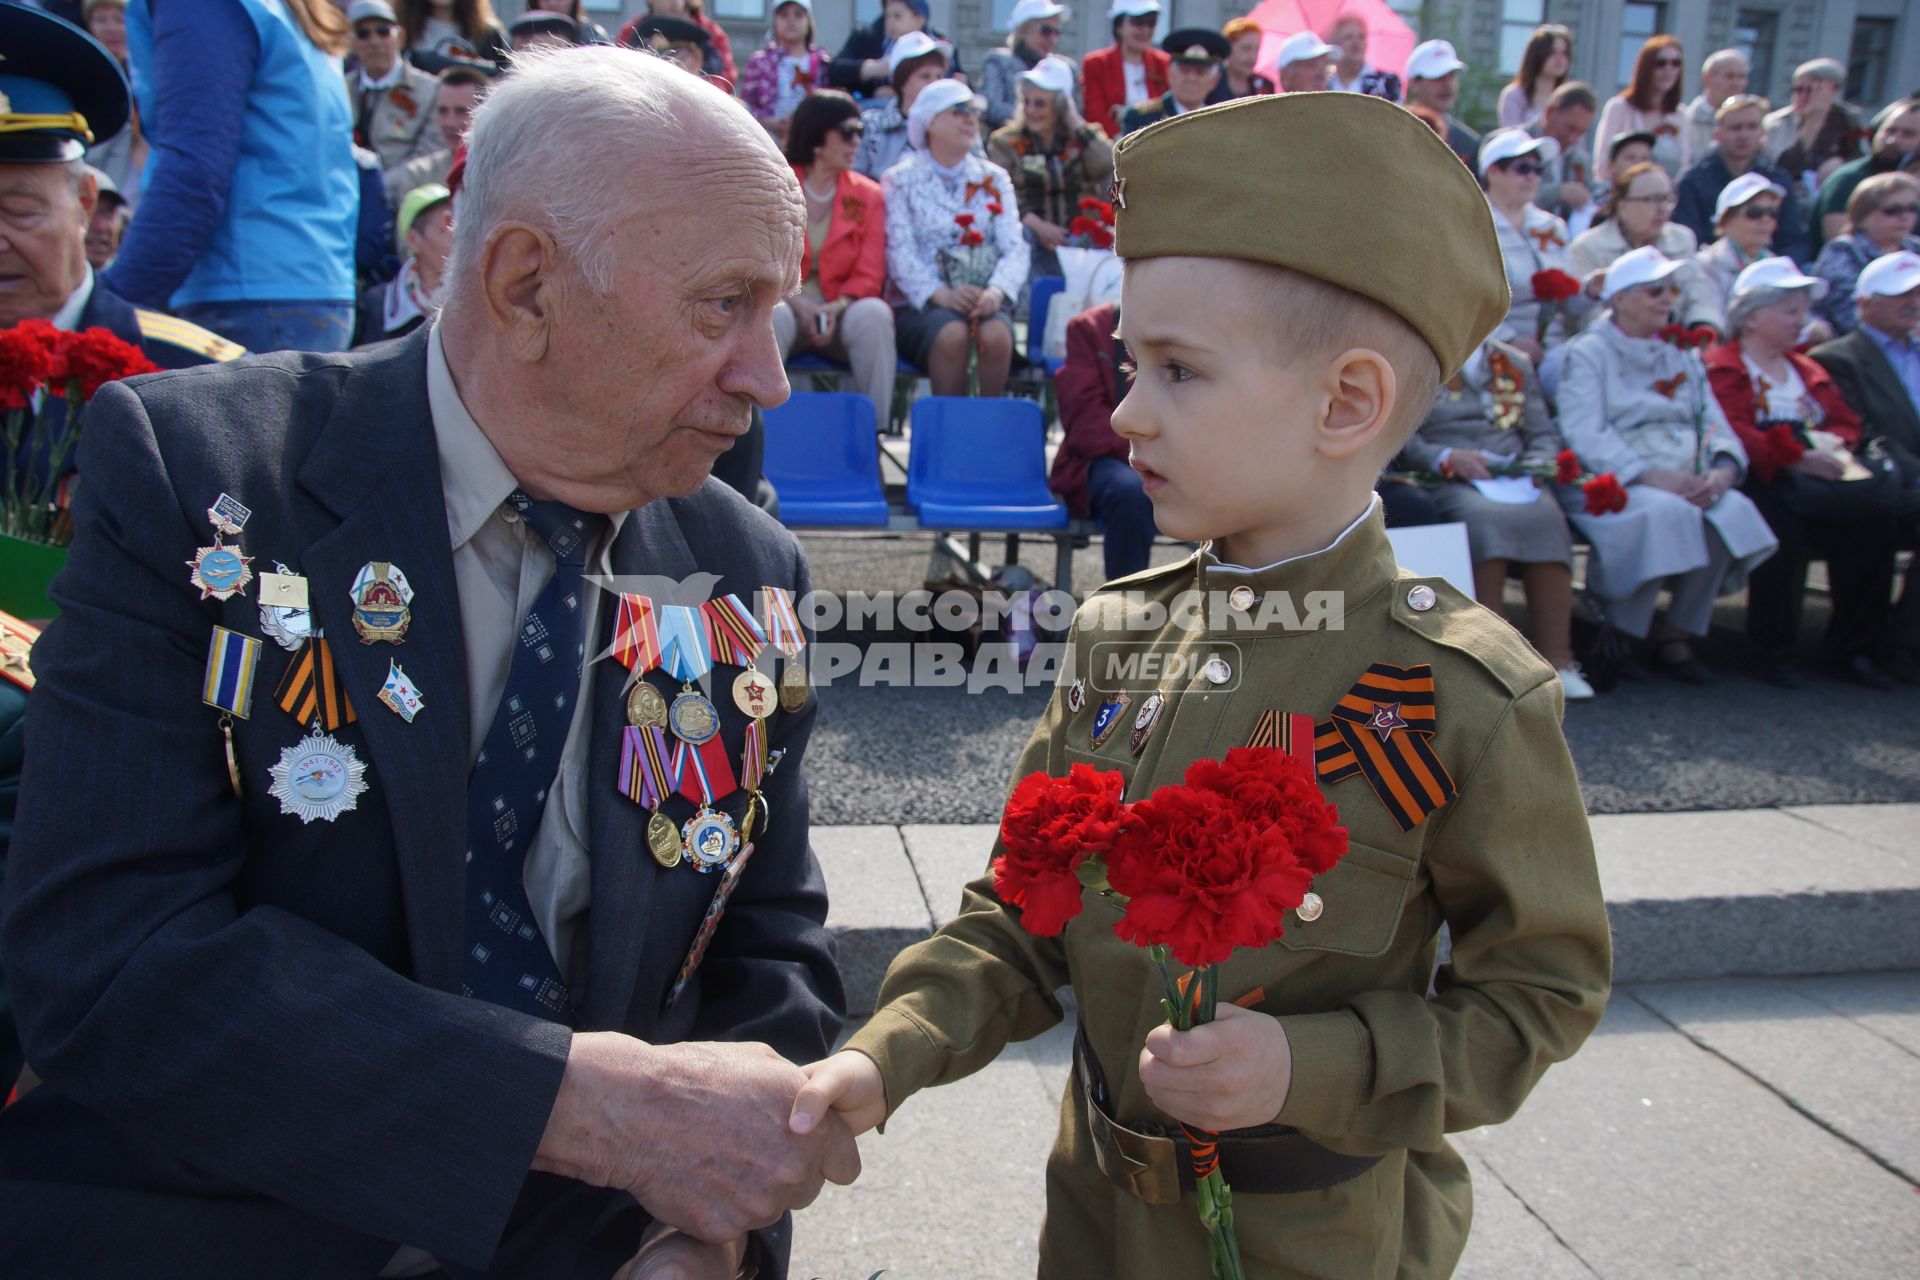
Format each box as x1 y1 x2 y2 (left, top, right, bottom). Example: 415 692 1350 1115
479 222 564 361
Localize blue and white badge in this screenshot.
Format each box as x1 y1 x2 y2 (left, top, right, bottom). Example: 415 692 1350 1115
1089 691 1132 749
681 806 739 872
187 543 254 601
268 729 370 823
207 493 252 537
378 659 424 722
349 562 414 644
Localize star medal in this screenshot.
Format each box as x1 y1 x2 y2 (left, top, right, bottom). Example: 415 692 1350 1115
1365 701 1407 741
778 660 809 712
1129 691 1165 756
1089 690 1132 748
626 680 668 728
349 562 413 644
188 494 255 601
647 811 684 867
733 666 776 720
268 728 370 823
257 565 313 650
681 806 739 872
378 660 424 722
669 688 719 744
1064 678 1087 715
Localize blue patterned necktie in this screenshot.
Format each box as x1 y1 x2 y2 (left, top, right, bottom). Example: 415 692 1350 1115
462 491 606 1022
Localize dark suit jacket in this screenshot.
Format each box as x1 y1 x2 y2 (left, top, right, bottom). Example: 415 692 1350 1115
0 330 842 1277
1811 326 1920 482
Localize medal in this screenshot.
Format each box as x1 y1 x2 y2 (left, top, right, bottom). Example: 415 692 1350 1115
681 806 739 871
611 593 662 672
187 543 254 601
626 680 668 728
1129 691 1165 756
274 632 356 731
702 593 767 667
349 562 413 644
647 811 684 867
203 626 262 798
268 728 370 824
378 660 425 722
1064 678 1086 715
207 493 251 537
257 564 312 650
1089 691 1131 748
762 585 805 657
778 661 809 712
669 689 720 744
733 666 776 720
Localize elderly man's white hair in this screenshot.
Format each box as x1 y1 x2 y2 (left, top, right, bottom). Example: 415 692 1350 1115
447 45 771 297
1701 48 1748 77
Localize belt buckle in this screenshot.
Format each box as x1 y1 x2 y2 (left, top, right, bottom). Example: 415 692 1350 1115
1084 1086 1185 1205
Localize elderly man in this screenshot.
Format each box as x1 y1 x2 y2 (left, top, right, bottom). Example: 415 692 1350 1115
1274 31 1334 94
1325 10 1400 100
347 0 443 172
1405 38 1480 166
0 45 854 1280
1121 28 1227 134
1530 81 1598 228
81 165 130 271
1765 58 1866 192
1811 97 1920 249
1684 48 1749 158
385 63 490 204
1675 94 1812 264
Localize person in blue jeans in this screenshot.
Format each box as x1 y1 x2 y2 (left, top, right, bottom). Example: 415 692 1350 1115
103 0 359 354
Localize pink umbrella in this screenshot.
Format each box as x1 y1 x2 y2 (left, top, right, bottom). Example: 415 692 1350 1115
1243 0 1417 85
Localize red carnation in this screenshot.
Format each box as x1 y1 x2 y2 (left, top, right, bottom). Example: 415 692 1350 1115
0 317 62 411
954 212 976 228
992 763 1131 936
1686 325 1718 349
1180 747 1347 876
1090 227 1114 249
1657 322 1687 345
987 201 1004 215
1079 196 1102 213
1765 423 1806 470
1555 448 1582 485
1530 268 1580 303
1582 472 1628 515
52 327 158 401
1069 215 1096 235
961 229 985 247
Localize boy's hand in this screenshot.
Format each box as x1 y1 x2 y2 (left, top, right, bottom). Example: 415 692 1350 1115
1137 1002 1294 1133
789 1051 888 1139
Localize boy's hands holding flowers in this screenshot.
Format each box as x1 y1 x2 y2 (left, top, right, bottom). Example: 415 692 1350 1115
1139 1001 1294 1133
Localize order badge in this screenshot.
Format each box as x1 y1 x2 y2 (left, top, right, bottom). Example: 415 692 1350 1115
268 730 370 823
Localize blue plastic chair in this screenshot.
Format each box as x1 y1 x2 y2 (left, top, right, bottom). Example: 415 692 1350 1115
906 397 1068 531
1027 275 1066 375
761 393 890 527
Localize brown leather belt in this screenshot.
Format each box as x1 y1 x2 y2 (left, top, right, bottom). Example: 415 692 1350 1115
1074 1022 1381 1205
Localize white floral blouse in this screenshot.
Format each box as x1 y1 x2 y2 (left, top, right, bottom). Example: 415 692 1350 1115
880 151 1029 310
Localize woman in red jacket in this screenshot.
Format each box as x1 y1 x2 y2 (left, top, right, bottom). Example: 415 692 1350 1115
777 91 898 433
1705 257 1906 687
1083 0 1168 136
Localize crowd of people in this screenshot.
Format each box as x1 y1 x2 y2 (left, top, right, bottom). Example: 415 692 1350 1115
9 4 1920 700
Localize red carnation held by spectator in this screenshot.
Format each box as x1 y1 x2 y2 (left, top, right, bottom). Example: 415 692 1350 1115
1555 448 1582 485
953 212 975 228
1530 268 1580 303
1763 424 1806 471
1582 472 1628 515
991 763 1132 935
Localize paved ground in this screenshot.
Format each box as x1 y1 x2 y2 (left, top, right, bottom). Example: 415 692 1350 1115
788 972 1920 1280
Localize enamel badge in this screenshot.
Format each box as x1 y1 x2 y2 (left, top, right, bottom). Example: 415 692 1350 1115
1089 691 1132 748
669 689 720 745
378 660 424 722
1064 678 1086 715
257 564 313 650
1129 691 1165 756
682 806 740 872
268 730 370 823
349 562 413 644
187 544 253 601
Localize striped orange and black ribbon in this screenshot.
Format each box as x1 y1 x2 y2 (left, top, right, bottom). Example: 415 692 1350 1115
1313 662 1454 832
1244 709 1317 773
274 634 357 731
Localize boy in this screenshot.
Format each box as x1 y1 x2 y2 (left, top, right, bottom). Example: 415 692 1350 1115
792 94 1612 1277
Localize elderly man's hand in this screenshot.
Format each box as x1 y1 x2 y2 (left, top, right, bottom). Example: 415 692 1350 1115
619 1227 747 1280
534 1032 861 1245
1446 449 1493 481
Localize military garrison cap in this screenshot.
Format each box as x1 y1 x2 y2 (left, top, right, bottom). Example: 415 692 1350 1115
1109 92 1509 380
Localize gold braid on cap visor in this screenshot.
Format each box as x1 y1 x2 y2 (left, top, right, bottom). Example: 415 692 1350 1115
0 112 94 143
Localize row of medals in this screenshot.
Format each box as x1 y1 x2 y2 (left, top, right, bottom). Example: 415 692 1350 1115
629 661 807 872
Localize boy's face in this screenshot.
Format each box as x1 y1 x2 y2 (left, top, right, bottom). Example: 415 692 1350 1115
1110 257 1334 547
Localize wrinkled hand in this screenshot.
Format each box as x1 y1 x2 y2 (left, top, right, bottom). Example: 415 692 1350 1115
619 1229 746 1280
1447 450 1493 481
534 1033 861 1246
1688 464 1738 508
789 1050 889 1139
971 286 1005 320
1138 1002 1294 1134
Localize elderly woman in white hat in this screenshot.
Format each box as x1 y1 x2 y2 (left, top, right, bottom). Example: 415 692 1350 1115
1480 127 1590 370
883 79 1028 395
1703 257 1905 687
1556 246 1779 681
987 54 1112 280
853 29 954 178
1694 172 1788 324
980 0 1072 129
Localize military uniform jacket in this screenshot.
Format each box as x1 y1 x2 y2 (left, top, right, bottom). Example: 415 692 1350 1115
847 506 1612 1279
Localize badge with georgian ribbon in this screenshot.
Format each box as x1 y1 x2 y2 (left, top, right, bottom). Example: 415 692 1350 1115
702 593 766 668
1313 662 1455 831
618 722 685 866
275 632 357 731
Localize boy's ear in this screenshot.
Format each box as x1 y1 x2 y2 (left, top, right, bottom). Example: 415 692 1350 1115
1317 348 1398 461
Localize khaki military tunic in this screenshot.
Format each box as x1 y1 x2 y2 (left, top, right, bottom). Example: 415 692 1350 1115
845 505 1612 1278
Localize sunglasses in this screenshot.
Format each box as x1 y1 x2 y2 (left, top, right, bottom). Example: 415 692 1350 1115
1791 83 1816 95
1878 203 1920 217
1037 24 1061 36
835 121 865 140
1502 160 1544 177
353 22 394 38
1638 283 1679 298
1654 57 1683 68
1738 204 1781 220
1123 14 1159 26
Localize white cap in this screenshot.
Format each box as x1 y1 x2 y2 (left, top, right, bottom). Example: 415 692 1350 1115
1107 0 1159 18
347 0 397 23
1730 256 1829 301
1275 32 1336 69
1018 54 1077 97
888 30 950 75
1713 172 1787 223
1406 39 1466 81
908 78 983 150
1856 250 1920 299
1602 245 1687 300
771 0 812 11
1477 127 1560 176
1009 0 1068 26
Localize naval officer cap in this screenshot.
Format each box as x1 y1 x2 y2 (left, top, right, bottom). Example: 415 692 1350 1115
0 1 131 163
1110 93 1508 380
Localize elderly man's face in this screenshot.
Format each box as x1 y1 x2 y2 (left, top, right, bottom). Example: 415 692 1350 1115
1410 72 1457 113
1860 285 1920 336
1168 61 1217 109
1279 56 1330 93
1543 103 1594 150
1717 107 1765 163
86 199 126 269
0 163 94 328
1331 19 1366 60
437 82 481 149
352 15 401 78
1705 60 1749 104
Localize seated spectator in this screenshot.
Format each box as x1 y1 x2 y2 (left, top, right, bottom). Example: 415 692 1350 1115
1596 35 1690 182
1083 1 1168 137
354 182 450 345
347 2 444 172
774 92 897 433
1606 130 1656 182
1811 99 1920 249
1706 258 1904 688
1811 251 1920 677
627 14 716 78
1325 10 1400 101
83 0 128 66
1674 94 1811 265
1274 32 1335 94
829 0 962 99
742 0 829 145
1529 82 1598 229
1555 247 1778 682
1480 128 1589 367
1812 172 1920 333
506 9 582 52
1764 58 1866 196
1403 340 1588 697
1684 48 1749 159
1571 162 1721 335
980 0 1070 130
1121 30 1227 135
548 0 613 44
1693 173 1832 343
988 55 1113 282
384 64 487 200
397 0 507 72
1210 17 1275 102
1498 23 1571 129
617 0 735 83
1404 40 1479 166
82 166 129 272
854 31 950 179
1050 300 1158 578
883 81 1027 396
